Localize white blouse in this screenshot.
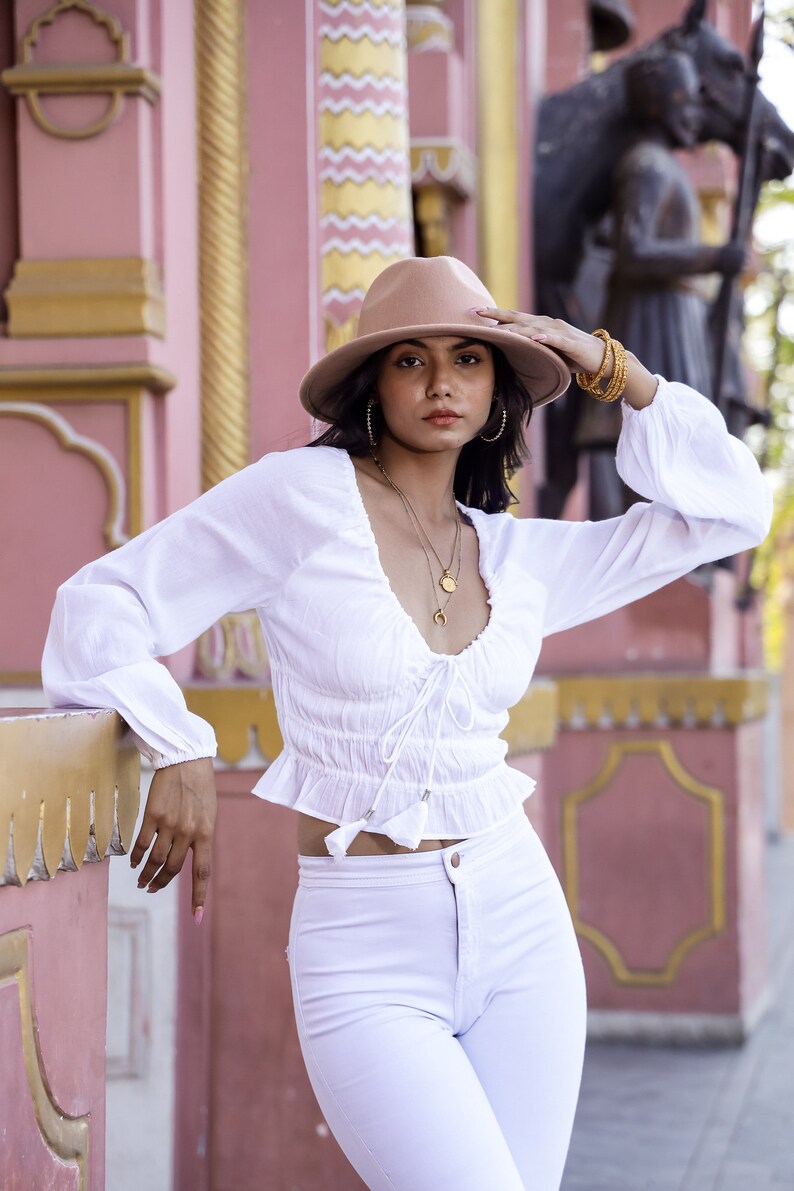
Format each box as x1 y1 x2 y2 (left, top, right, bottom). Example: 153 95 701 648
42 378 772 857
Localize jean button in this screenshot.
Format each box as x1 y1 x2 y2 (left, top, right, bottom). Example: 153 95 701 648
450 852 461 868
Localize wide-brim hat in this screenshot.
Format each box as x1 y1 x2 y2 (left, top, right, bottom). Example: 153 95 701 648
299 256 571 424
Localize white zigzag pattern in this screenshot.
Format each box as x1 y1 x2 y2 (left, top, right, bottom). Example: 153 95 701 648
320 71 403 92
319 166 408 185
319 24 403 45
321 237 409 254
320 0 399 19
323 287 367 304
319 145 405 163
319 97 405 117
322 213 405 231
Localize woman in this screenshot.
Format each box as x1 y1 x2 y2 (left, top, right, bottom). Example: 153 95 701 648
42 256 771 1190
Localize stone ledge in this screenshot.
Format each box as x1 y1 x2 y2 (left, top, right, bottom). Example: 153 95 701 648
0 708 140 887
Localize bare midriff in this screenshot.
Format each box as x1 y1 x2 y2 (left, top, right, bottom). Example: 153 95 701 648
297 810 465 857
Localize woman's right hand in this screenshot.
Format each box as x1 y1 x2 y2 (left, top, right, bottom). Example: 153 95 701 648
130 756 217 922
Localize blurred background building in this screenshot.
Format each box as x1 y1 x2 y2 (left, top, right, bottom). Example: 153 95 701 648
0 1 791 1188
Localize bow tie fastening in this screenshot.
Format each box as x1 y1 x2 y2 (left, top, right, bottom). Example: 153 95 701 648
324 657 476 858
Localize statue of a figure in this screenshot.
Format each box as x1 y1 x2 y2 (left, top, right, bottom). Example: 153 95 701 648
576 51 746 518
533 0 794 521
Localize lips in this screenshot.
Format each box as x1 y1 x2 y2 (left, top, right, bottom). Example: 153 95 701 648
424 409 461 423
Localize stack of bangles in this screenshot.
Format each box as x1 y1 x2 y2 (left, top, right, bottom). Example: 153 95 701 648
575 328 629 402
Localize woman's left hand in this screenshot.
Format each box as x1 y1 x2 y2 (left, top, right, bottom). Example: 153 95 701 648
473 308 658 408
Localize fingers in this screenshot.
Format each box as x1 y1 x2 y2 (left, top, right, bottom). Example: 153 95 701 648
192 839 212 916
145 835 190 893
129 760 217 915
136 827 175 890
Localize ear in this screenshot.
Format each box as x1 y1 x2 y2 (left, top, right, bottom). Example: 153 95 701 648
681 0 708 34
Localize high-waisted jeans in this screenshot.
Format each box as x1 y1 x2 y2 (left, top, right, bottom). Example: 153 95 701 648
287 807 587 1191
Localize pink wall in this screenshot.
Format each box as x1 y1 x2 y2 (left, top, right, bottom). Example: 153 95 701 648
0 863 110 1191
0 3 18 323
543 721 766 1020
246 3 316 459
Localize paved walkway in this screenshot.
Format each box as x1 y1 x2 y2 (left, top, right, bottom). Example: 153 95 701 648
562 835 794 1191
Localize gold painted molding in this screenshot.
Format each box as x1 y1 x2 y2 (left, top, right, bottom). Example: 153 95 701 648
184 686 283 766
0 402 127 550
0 363 175 544
0 928 89 1186
562 740 726 986
476 0 519 307
2 0 160 140
557 674 769 729
0 364 175 394
406 2 453 53
410 140 477 198
5 258 165 338
194 0 250 491
184 680 559 766
0 709 140 887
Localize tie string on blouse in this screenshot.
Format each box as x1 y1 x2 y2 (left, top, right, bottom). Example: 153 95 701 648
324 656 476 858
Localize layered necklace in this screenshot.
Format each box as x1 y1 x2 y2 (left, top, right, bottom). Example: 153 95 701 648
370 451 462 627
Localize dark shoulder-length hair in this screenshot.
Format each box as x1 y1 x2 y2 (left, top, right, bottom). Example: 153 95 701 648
306 342 533 513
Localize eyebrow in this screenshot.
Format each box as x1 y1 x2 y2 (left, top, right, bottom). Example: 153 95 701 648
393 338 483 351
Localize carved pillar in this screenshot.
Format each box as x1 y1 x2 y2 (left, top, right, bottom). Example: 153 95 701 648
317 0 414 351
194 0 250 491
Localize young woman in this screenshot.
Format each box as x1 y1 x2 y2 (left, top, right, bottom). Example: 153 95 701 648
42 256 771 1190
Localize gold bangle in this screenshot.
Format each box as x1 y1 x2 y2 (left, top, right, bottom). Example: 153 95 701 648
576 330 629 403
598 339 628 403
575 329 611 393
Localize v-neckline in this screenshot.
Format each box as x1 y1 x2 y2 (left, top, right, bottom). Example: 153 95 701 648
339 448 495 661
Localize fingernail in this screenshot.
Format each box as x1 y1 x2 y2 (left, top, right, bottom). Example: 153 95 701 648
467 306 485 314
146 886 157 894
530 334 548 341
130 858 138 869
137 880 145 889
194 907 204 927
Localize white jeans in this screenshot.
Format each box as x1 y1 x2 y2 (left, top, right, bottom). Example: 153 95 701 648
287 808 587 1191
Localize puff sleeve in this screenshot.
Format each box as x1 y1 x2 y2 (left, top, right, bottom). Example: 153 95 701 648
515 376 772 637
41 447 325 768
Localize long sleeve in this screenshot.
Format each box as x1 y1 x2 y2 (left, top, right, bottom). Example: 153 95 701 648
514 377 772 638
41 446 330 767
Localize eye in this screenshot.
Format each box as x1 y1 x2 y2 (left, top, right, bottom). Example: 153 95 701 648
457 352 483 365
394 354 424 367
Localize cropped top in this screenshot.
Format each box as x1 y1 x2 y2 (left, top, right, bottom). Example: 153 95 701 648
41 377 772 857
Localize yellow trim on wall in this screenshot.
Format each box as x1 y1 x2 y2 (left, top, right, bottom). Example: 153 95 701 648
562 739 726 986
4 258 165 338
557 674 768 728
0 928 89 1186
476 0 519 308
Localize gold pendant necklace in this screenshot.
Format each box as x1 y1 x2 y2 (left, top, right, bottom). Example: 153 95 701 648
370 451 462 627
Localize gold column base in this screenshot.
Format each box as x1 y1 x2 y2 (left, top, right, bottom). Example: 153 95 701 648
5 257 165 338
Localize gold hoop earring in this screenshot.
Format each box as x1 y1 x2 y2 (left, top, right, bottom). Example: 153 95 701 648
480 404 507 443
366 398 378 450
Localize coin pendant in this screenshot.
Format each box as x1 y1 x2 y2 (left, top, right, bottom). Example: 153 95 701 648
440 572 457 593
433 609 448 627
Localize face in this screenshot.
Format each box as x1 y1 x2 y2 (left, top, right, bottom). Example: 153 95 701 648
661 58 702 148
373 335 496 454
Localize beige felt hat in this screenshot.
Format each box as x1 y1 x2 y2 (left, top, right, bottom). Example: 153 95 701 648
299 255 571 423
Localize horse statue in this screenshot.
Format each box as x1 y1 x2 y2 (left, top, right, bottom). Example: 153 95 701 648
534 0 794 519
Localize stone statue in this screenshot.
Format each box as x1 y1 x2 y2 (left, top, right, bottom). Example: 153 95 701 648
576 51 746 519
534 0 794 520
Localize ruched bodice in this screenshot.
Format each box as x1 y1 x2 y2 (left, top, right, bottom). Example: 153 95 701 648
42 377 772 856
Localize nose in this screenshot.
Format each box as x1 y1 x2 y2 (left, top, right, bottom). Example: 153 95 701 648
426 359 454 398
